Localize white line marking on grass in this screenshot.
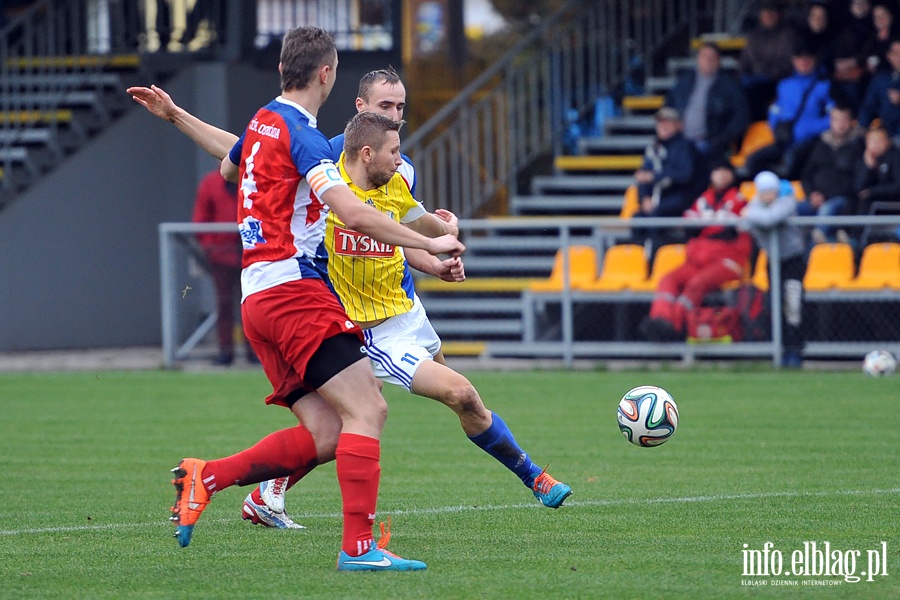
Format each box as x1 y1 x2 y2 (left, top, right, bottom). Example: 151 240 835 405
2 487 897 536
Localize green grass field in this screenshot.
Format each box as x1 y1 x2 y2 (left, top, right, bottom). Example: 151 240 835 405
1 368 898 599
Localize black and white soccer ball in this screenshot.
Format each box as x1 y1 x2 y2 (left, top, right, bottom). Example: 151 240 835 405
617 385 679 447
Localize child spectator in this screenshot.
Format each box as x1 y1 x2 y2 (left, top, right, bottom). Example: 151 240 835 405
741 171 807 368
638 162 751 342
799 104 865 245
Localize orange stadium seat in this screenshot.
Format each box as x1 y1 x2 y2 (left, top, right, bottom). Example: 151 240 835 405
752 250 769 291
731 121 774 168
529 246 599 292
803 243 855 290
582 244 648 291
620 185 641 219
632 244 687 291
844 243 900 289
738 180 805 201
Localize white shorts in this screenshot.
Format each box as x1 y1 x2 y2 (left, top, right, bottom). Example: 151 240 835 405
362 295 440 391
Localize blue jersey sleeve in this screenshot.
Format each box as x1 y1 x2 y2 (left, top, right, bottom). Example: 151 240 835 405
228 132 245 166
401 153 417 197
329 133 344 162
291 125 338 177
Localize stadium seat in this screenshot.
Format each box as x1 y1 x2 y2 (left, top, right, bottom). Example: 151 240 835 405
631 244 686 291
803 243 855 290
620 185 641 219
582 244 648 291
752 250 769 291
738 180 805 201
844 243 900 289
731 121 774 168
529 246 599 292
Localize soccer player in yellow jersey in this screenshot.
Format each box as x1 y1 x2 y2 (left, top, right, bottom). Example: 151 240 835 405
128 72 572 531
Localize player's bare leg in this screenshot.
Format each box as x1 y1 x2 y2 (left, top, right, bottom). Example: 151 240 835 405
411 359 572 508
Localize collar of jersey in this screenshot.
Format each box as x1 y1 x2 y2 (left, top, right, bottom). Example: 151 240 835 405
338 153 389 197
275 96 317 128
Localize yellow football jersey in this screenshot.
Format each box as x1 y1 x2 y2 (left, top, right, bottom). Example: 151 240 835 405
325 154 426 322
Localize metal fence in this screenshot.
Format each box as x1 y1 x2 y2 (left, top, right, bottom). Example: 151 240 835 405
159 214 900 369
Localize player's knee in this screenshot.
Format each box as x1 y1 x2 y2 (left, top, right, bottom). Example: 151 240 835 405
443 381 484 416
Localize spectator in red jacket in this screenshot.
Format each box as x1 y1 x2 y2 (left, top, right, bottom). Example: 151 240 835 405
638 162 752 342
191 169 254 365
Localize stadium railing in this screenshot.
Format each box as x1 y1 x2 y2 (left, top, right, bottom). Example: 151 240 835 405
159 215 900 369
403 0 735 219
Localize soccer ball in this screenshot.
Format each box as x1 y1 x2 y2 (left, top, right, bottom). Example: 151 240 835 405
863 350 897 377
617 385 679 447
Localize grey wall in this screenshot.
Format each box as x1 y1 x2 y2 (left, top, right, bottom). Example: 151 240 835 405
0 56 405 352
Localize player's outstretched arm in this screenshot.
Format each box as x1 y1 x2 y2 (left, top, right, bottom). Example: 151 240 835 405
127 84 239 161
405 209 458 238
405 248 466 282
323 186 464 257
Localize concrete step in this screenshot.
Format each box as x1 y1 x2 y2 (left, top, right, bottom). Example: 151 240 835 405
580 135 652 153
645 76 676 94
430 318 523 336
420 297 524 313
464 234 595 252
604 115 655 133
532 174 633 194
461 255 556 274
3 72 123 90
510 194 623 215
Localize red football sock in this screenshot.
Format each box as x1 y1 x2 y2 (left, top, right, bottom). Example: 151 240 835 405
336 433 381 556
202 426 317 494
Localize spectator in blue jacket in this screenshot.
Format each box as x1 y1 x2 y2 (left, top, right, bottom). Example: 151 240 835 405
858 38 900 140
742 43 833 179
667 42 750 179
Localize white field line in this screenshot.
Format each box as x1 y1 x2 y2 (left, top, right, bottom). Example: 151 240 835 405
2 487 898 537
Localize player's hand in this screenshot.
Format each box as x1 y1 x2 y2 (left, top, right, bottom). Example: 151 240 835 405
428 234 465 257
127 84 178 122
433 208 459 237
435 256 466 282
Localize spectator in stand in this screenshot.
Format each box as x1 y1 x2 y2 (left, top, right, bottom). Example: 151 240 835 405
798 1 838 76
742 42 832 179
854 124 900 216
191 169 255 366
830 45 869 114
740 0 799 121
867 1 900 72
638 162 751 343
799 104 865 245
836 0 875 67
631 107 700 250
741 171 807 368
666 41 750 178
858 38 900 140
